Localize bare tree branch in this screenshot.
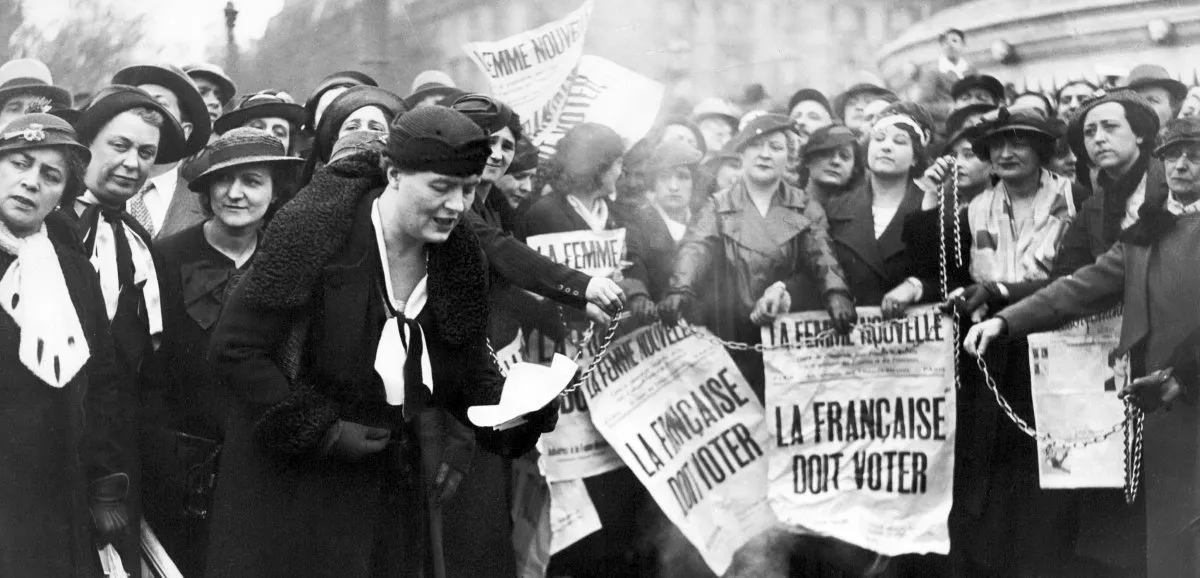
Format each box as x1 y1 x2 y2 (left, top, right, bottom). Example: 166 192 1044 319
9 0 145 95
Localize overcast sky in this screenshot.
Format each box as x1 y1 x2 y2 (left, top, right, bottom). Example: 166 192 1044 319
24 0 285 63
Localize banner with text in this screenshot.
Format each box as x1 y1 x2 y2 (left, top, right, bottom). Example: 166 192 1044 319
586 323 775 574
463 1 662 158
762 306 956 556
1028 308 1125 489
524 229 628 481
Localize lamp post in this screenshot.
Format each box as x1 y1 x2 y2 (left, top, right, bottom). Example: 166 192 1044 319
224 1 240 76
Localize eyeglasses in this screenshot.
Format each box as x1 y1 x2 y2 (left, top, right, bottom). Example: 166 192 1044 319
1161 145 1200 164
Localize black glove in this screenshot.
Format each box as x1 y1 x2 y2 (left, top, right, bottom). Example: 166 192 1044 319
320 420 391 461
950 283 1007 317
528 397 561 433
628 295 658 327
657 294 693 326
825 293 857 335
89 473 130 543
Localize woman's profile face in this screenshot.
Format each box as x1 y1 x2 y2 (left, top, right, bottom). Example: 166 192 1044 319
208 163 275 231
0 148 69 236
339 106 389 140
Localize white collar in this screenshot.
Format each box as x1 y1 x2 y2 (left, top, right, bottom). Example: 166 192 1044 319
148 164 180 195
652 201 690 242
1167 191 1200 215
565 194 610 232
371 198 433 405
938 55 969 78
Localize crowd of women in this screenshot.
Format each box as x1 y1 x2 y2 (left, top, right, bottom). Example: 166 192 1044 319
1 35 1199 578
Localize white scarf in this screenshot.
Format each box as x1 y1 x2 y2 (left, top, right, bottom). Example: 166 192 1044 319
566 194 610 232
371 199 434 406
79 193 164 344
0 223 90 387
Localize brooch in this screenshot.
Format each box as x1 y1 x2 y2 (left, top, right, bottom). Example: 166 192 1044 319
4 124 46 143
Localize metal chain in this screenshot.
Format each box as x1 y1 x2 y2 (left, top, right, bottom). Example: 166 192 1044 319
1123 400 1144 504
486 305 625 396
940 165 963 391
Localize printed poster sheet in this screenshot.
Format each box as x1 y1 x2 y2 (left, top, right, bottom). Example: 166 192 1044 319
524 229 628 481
1028 308 1125 489
763 306 956 556
586 323 776 574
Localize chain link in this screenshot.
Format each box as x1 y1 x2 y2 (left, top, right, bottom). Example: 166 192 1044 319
940 166 963 391
486 306 625 396
1123 400 1144 504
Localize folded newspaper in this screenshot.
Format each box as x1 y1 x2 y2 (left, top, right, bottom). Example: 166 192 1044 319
468 353 577 429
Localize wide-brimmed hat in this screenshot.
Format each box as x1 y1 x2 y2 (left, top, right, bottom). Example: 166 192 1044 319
0 112 91 164
405 70 462 110
832 83 896 117
1154 116 1200 157
303 70 378 131
645 140 703 175
787 88 833 119
75 85 188 164
727 113 795 153
188 127 303 193
971 107 1061 158
183 62 238 105
952 75 1006 103
214 91 307 135
1066 89 1160 161
801 124 857 159
945 103 998 137
313 85 407 163
112 62 212 155
1123 64 1188 104
0 59 71 110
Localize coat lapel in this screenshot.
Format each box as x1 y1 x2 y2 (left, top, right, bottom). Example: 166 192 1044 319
158 179 206 239
826 183 888 279
876 183 922 262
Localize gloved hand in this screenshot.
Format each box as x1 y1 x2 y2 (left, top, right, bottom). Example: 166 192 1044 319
320 420 391 461
528 397 561 433
825 293 857 335
628 295 659 327
89 473 130 543
657 294 693 326
948 283 1007 321
750 283 792 326
1120 368 1183 413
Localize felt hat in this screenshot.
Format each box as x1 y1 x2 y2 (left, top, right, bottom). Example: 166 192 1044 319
183 62 238 105
800 124 857 159
0 59 72 110
691 97 740 129
945 103 997 137
644 140 703 175
385 106 490 177
188 127 303 193
0 112 91 164
329 129 387 165
405 70 463 110
787 88 833 118
727 113 795 153
214 91 307 135
951 75 1006 103
313 85 407 163
74 85 188 164
1154 116 1200 157
112 62 212 155
507 137 539 174
832 83 896 118
303 70 378 131
1123 64 1188 104
970 107 1061 158
450 93 523 140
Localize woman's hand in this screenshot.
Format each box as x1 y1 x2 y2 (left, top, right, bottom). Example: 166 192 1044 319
915 155 955 210
1120 368 1183 412
825 293 857 335
586 277 626 314
964 318 1006 357
750 283 792 326
320 420 391 461
628 295 659 326
89 473 130 543
881 279 921 320
657 294 693 326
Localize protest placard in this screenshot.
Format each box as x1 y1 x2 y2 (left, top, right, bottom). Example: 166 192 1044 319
462 1 661 158
762 306 956 556
523 229 629 481
1027 308 1125 489
585 322 776 574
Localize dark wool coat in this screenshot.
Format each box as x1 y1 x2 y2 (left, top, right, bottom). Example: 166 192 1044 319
1000 214 1200 578
823 180 925 306
623 203 683 302
204 155 542 578
0 212 130 578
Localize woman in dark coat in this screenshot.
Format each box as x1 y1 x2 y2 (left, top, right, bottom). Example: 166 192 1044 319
823 103 932 313
299 84 408 186
147 127 302 576
204 106 555 578
0 113 131 577
800 124 863 208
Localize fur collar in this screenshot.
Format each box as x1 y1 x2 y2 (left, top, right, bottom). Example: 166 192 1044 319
241 151 489 345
